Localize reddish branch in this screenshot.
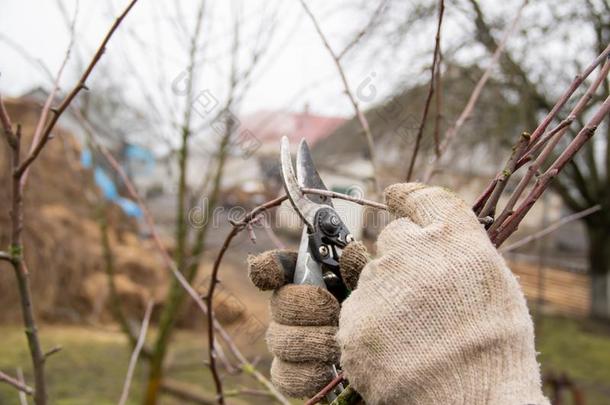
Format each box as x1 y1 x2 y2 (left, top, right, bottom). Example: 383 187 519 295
305 372 345 405
492 95 610 246
475 49 610 243
487 50 610 234
405 0 445 181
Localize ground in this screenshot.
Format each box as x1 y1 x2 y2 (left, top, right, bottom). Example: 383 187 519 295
0 315 609 404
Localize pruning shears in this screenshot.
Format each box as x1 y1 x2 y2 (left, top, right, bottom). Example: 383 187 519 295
280 136 353 400
280 136 354 302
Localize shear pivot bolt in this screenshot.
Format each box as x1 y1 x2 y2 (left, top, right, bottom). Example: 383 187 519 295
319 245 329 257
346 234 354 243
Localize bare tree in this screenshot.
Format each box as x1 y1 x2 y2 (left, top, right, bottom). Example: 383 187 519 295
0 1 139 403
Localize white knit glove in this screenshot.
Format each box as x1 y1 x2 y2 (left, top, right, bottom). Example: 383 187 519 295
247 243 368 398
337 183 549 404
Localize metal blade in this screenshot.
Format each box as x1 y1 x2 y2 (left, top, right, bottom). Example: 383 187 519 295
296 138 332 207
280 136 320 229
294 228 325 287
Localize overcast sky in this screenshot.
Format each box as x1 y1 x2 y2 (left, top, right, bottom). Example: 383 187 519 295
0 0 429 118
0 0 598 136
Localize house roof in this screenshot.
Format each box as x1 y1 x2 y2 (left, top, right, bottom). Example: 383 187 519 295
240 110 346 149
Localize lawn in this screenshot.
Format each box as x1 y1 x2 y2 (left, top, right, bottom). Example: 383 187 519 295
0 315 609 404
536 315 610 404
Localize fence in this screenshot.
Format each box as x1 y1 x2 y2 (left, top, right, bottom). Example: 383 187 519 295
507 255 590 317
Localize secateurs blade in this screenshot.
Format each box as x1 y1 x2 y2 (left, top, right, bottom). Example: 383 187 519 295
280 136 353 301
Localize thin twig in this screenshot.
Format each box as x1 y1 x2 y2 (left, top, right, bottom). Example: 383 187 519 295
501 205 601 252
16 368 28 405
15 0 139 177
405 0 444 181
20 3 77 190
301 187 387 210
298 0 381 193
422 0 528 182
224 388 277 398
118 300 154 405
433 49 443 158
305 372 345 405
43 346 62 360
206 196 288 404
0 370 33 396
337 0 387 59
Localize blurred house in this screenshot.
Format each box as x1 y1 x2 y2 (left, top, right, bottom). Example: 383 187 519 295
311 64 580 247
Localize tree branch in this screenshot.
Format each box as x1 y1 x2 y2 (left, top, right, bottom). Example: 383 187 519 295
493 95 610 246
0 370 33 396
15 0 139 177
487 52 610 235
305 372 345 405
298 0 381 193
301 187 387 210
423 0 528 181
405 0 444 181
118 301 154 405
501 204 601 252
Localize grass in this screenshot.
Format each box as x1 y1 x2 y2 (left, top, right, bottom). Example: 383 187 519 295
0 325 268 405
0 315 609 404
536 314 610 404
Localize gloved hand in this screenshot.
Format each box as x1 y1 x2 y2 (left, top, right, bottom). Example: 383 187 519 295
249 183 549 405
247 243 369 397
339 183 549 404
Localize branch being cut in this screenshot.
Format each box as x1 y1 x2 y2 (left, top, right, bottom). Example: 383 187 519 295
305 372 345 405
405 0 444 181
302 188 387 210
298 0 381 193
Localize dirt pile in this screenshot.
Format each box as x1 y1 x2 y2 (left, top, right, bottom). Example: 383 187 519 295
0 98 167 323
